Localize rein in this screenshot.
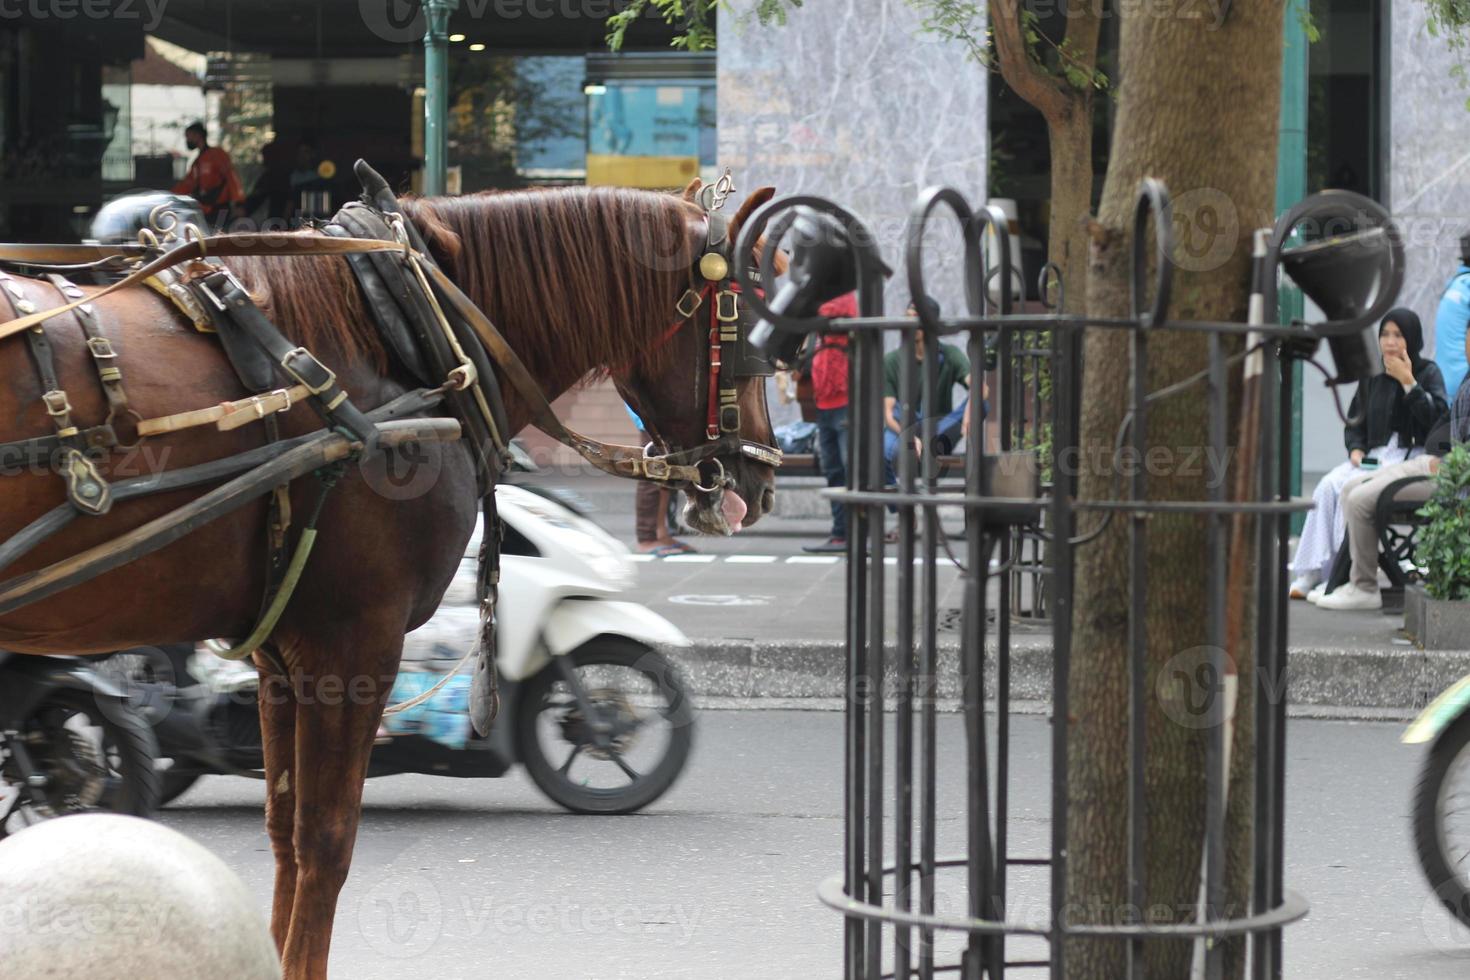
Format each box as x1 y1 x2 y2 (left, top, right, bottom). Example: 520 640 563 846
0 228 715 489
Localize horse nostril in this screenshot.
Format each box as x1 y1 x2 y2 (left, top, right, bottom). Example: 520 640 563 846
761 487 775 515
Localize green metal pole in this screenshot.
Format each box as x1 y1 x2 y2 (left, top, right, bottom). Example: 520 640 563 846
1277 0 1308 527
423 0 459 197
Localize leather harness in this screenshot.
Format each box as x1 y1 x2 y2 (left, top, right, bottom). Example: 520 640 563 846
0 161 782 734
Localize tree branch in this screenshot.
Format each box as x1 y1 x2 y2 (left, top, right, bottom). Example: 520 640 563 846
989 0 1069 121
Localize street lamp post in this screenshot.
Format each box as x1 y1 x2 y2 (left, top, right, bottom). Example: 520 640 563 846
423 0 460 197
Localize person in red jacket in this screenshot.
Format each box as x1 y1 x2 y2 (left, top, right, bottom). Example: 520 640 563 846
173 122 244 226
801 292 856 553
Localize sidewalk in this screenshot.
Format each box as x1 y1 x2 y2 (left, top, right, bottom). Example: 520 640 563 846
520 471 1470 718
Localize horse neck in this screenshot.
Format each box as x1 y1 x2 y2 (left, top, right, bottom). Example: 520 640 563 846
442 274 674 436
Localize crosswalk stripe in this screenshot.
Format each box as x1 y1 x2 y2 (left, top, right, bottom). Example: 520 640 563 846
663 554 718 563
725 555 779 563
786 555 842 564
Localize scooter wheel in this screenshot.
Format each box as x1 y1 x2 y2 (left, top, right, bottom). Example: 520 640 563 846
0 690 161 837
516 638 693 815
1415 710 1470 929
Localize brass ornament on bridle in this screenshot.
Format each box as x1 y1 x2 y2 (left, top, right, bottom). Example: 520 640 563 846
699 251 730 282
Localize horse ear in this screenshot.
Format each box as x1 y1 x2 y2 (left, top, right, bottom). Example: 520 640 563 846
729 186 776 242
681 178 703 203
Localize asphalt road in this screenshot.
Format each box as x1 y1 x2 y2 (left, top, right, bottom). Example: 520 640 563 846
155 711 1469 980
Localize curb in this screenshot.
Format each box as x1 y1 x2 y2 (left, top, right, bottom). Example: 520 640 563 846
669 637 1470 716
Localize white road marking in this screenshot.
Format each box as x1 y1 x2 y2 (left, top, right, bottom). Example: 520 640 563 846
664 554 718 563
725 555 779 563
786 555 842 564
628 554 657 562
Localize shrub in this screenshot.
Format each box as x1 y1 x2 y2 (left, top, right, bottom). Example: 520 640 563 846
1420 443 1470 601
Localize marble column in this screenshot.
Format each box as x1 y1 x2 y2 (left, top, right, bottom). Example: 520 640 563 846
1388 0 1470 339
716 0 989 316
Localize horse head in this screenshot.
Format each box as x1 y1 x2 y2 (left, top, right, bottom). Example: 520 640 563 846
613 182 782 535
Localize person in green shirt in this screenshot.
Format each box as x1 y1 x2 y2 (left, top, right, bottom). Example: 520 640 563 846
882 298 985 482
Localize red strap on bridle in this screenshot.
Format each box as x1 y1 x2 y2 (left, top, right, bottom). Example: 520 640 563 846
706 295 724 441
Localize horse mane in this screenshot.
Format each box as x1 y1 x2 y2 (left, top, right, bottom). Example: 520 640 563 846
227 185 706 391
401 187 703 392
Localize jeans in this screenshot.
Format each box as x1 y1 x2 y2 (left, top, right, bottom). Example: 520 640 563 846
883 400 970 485
816 406 849 540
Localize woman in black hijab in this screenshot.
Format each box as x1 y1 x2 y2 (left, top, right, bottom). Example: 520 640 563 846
1290 308 1449 598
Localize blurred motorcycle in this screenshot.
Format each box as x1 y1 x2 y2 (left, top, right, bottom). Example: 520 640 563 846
119 483 695 815
0 651 160 836
1407 675 1470 927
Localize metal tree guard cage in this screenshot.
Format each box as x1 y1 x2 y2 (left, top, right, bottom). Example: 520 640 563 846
734 180 1404 980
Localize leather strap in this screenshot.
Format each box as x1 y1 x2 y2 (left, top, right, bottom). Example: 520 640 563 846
198 269 380 449
0 388 445 582
0 418 461 617
135 384 312 437
0 232 417 344
418 262 707 486
0 227 727 488
0 270 115 516
45 273 137 443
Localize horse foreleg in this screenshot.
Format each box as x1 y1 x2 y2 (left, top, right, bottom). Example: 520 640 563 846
257 652 299 953
279 636 401 980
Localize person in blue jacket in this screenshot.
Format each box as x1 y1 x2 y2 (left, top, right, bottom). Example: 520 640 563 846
1434 232 1470 399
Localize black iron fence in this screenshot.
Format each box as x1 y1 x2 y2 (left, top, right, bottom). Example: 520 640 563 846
735 181 1403 979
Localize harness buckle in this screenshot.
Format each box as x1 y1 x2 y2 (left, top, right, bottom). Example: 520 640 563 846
196 268 248 312
675 288 704 320
279 347 339 396
642 456 672 482
716 289 740 323
42 389 73 419
85 336 118 359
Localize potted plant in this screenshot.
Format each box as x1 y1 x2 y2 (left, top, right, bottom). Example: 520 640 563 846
1406 444 1470 650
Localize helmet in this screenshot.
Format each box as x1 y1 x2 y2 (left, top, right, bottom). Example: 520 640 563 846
90 192 207 245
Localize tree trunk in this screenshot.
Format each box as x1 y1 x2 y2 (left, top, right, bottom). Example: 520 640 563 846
988 0 1101 311
1045 105 1097 312
1064 2 1285 978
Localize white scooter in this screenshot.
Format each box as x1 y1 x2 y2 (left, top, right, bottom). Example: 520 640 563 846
131 483 695 815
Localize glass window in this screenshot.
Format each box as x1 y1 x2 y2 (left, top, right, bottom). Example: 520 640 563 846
1307 0 1381 199
586 80 712 188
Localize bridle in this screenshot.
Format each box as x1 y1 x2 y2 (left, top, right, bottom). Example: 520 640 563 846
617 177 784 493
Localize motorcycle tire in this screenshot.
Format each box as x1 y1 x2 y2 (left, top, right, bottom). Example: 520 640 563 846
158 767 205 806
516 639 694 815
0 690 161 836
1414 710 1470 929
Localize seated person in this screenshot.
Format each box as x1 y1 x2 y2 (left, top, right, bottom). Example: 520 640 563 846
1290 308 1448 598
882 298 988 482
1315 329 1470 610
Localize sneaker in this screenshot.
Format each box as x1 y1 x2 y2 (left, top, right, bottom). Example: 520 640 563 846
1306 584 1327 604
803 538 847 554
1315 583 1383 611
1289 572 1319 600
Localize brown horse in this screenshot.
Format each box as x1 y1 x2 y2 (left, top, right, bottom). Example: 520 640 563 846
0 182 779 978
